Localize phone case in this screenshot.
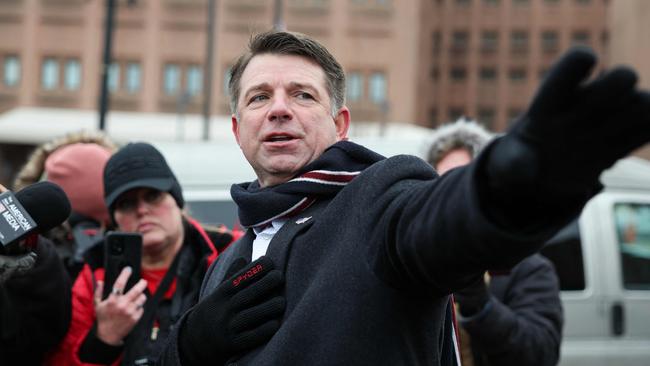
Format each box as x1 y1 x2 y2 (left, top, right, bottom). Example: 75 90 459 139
102 232 143 300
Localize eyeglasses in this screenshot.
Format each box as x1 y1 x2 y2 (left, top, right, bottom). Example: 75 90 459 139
114 189 165 213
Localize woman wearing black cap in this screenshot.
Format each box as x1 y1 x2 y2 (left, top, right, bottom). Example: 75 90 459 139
49 142 238 366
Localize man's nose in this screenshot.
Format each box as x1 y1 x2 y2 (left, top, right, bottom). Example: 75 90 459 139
268 93 293 122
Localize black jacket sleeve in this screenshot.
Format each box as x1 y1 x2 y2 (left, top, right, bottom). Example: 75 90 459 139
367 155 567 295
460 255 563 366
0 237 72 366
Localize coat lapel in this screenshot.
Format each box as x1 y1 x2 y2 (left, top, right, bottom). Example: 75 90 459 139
265 200 326 271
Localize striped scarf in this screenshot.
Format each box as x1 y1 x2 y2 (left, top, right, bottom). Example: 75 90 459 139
231 141 384 228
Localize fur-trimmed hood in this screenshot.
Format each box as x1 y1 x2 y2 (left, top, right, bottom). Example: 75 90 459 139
13 130 117 191
425 118 495 167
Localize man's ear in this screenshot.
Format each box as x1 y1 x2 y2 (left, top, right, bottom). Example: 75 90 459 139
231 114 241 146
334 107 351 141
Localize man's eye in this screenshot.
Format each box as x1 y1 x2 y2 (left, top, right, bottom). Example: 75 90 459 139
296 92 314 100
249 94 268 104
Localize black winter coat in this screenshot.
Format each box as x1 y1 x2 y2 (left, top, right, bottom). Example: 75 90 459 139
0 237 72 366
158 153 570 366
460 254 563 366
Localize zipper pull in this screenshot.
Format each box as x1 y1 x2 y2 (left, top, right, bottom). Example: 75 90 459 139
151 325 159 341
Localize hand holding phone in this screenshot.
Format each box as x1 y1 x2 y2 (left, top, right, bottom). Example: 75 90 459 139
94 266 148 345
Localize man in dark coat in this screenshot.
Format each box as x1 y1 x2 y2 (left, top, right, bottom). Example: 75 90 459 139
157 30 650 365
427 119 563 366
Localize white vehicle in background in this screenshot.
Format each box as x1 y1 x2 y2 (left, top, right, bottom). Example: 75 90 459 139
542 157 650 366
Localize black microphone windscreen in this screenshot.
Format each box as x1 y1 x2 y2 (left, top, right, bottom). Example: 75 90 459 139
15 181 71 232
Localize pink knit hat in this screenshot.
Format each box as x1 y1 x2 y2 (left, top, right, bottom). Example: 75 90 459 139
45 143 112 224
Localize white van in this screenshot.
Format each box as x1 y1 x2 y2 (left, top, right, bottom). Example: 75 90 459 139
542 157 650 366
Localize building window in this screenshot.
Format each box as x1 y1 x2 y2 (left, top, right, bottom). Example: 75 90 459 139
3 55 20 87
451 31 469 53
108 63 120 92
186 65 202 97
64 59 81 91
41 58 59 90
479 67 497 81
481 31 498 52
572 31 590 46
347 72 363 102
509 68 526 82
450 67 467 82
369 72 386 104
350 0 391 6
511 30 529 52
163 63 205 98
163 64 181 96
125 62 141 93
541 31 559 52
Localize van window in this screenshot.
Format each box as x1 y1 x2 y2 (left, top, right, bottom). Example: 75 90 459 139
185 200 240 229
541 220 586 291
614 203 650 290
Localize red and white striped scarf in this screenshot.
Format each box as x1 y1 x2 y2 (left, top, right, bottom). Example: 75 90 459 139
231 141 384 228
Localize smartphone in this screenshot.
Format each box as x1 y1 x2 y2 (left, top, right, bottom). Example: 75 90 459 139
102 232 142 300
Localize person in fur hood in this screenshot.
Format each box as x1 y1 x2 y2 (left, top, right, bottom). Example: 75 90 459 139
13 130 118 281
426 118 563 366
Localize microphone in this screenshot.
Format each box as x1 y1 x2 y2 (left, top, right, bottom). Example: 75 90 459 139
0 181 71 252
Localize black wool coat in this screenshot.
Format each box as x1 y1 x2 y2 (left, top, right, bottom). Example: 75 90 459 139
159 153 566 366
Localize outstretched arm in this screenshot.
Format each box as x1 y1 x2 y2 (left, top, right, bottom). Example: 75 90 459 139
372 47 650 294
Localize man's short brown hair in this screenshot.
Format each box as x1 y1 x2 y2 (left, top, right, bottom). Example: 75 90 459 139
228 30 346 117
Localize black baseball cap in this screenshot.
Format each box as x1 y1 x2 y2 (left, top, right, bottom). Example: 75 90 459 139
103 142 184 213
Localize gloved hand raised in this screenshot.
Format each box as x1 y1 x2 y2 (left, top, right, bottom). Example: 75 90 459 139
484 47 650 229
178 256 285 366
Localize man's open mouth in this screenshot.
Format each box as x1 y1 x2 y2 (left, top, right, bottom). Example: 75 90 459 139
266 134 294 142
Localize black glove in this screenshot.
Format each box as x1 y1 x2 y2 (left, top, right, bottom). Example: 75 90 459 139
484 47 650 230
178 256 285 366
454 277 490 317
0 251 37 285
